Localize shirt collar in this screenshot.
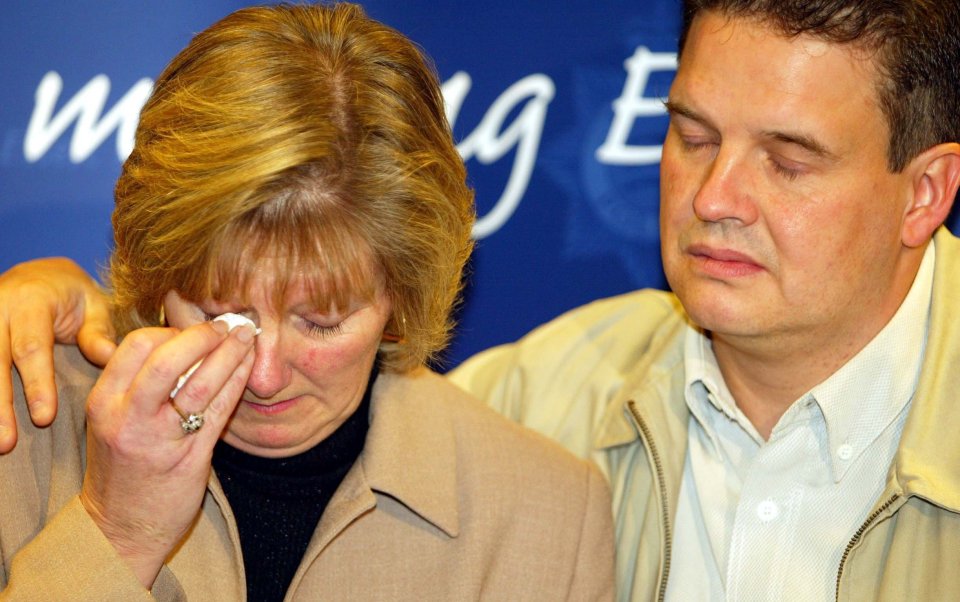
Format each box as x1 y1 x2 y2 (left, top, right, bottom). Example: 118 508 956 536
683 326 765 454
809 242 934 481
683 242 935 481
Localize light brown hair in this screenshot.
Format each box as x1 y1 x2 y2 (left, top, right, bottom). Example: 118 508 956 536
109 2 475 371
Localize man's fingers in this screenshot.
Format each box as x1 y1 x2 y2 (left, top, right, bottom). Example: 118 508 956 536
0 395 17 454
77 282 116 367
0 323 18 453
0 257 109 452
9 302 59 427
77 323 118 367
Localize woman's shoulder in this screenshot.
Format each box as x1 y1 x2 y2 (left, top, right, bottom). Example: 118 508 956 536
370 368 614 596
372 368 607 495
328 369 614 600
1 346 96 567
10 345 96 449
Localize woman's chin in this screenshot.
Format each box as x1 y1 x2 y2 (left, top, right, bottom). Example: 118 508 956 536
221 427 317 458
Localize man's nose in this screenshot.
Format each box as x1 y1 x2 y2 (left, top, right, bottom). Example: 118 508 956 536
691 148 760 225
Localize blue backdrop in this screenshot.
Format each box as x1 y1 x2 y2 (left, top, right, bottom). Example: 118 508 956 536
4 2 950 368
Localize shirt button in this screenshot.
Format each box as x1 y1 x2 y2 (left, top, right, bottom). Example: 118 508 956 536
837 444 854 461
757 500 780 522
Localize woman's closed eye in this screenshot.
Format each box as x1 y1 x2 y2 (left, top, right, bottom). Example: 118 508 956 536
297 314 344 338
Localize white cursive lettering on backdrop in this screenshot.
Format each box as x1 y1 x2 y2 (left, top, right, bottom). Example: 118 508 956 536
595 46 677 165
21 69 555 240
23 71 153 164
21 48 674 237
442 71 555 239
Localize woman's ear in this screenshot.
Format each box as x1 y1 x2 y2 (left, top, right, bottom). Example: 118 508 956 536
902 142 960 248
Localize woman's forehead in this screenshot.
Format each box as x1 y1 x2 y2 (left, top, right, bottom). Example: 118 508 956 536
207 252 384 308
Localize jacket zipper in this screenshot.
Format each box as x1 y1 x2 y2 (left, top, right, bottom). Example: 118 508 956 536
627 400 672 602
834 493 900 602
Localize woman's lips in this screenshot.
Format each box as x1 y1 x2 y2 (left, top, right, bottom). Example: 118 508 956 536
243 397 300 415
687 244 764 278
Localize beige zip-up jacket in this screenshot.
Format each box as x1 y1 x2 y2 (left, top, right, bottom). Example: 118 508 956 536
451 228 960 601
1 358 614 601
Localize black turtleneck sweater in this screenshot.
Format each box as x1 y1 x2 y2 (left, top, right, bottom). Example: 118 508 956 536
211 367 375 602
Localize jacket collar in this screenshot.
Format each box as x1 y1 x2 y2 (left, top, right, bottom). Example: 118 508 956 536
891 228 960 511
355 368 461 537
595 301 690 480
206 370 463 572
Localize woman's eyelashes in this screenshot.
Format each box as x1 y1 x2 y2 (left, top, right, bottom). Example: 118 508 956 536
299 315 345 338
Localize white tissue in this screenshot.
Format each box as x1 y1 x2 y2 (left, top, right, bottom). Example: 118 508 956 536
169 312 260 398
213 312 261 334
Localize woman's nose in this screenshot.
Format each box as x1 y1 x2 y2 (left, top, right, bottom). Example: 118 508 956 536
244 330 292 400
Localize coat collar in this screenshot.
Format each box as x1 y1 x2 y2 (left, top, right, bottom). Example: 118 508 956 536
204 369 463 593
300 369 462 567
208 370 462 543
892 228 960 511
355 368 461 537
594 298 690 482
591 300 691 585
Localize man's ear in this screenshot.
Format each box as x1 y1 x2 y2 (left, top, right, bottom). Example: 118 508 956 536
902 142 960 248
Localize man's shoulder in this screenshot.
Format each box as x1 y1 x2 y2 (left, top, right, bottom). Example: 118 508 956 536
448 290 688 459
453 288 684 384
11 345 97 446
531 288 683 340
935 226 960 280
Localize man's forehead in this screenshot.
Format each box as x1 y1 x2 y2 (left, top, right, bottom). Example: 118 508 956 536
682 10 880 71
671 11 889 159
676 12 881 106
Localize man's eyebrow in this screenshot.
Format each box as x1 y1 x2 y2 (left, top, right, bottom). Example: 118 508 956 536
663 100 715 130
666 99 838 161
761 129 838 161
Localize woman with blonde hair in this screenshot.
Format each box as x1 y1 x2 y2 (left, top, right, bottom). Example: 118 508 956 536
0 4 613 600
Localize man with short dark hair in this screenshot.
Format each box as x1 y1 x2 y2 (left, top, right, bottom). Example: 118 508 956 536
454 0 960 599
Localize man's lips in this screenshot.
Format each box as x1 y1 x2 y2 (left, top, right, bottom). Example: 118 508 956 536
686 243 764 277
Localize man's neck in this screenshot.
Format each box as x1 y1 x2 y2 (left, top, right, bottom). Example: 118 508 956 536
708 244 930 440
711 313 900 440
710 340 828 439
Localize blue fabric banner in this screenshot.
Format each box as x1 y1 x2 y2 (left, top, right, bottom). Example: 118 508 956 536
4 2 948 366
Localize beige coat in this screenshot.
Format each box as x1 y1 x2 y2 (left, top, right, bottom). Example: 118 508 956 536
0 350 614 601
452 229 960 601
